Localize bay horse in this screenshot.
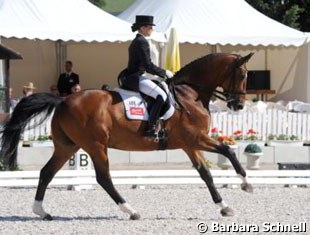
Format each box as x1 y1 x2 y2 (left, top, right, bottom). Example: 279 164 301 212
0 52 254 220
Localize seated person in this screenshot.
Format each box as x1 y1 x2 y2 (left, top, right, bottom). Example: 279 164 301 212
22 82 36 97
49 84 59 96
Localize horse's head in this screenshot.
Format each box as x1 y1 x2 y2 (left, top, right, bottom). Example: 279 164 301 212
219 53 254 111
172 52 254 111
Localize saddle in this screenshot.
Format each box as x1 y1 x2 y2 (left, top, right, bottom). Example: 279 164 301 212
114 70 175 148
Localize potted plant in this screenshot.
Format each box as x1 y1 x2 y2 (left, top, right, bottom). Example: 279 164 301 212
244 143 263 170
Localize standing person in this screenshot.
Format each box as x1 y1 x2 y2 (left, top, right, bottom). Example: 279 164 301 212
57 61 79 97
121 15 174 138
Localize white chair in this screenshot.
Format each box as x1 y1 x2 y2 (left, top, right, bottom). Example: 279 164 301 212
286 100 304 112
294 103 310 112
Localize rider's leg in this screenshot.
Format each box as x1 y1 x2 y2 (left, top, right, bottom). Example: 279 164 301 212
139 77 167 136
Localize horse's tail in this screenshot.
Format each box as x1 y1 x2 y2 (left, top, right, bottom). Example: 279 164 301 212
0 93 63 170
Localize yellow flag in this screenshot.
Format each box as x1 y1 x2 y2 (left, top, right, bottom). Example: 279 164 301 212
165 28 181 73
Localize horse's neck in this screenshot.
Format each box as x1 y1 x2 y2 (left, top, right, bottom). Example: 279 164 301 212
174 84 212 113
175 72 219 100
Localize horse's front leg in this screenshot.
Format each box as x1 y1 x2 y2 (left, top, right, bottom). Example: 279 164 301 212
218 143 253 192
198 134 253 193
184 149 234 217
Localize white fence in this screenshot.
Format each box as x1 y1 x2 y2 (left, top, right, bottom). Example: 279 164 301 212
20 109 310 142
23 113 52 141
211 109 310 141
0 170 309 187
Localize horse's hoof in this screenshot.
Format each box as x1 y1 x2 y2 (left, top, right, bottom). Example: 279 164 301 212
130 213 141 220
220 207 234 217
43 214 53 221
241 183 253 193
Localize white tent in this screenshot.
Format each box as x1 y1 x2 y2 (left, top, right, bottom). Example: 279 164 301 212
0 0 166 97
119 0 308 46
0 0 165 42
0 0 136 42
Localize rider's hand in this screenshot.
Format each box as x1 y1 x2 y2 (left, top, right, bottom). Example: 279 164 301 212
165 70 174 79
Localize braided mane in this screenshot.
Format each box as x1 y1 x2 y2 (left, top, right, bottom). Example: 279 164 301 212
173 53 239 79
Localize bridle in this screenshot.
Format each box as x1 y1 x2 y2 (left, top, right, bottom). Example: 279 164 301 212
168 54 248 111
213 56 247 103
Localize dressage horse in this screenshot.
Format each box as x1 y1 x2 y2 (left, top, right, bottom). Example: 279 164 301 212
0 52 254 220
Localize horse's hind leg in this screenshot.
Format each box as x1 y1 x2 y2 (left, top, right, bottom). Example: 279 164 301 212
87 145 140 220
32 144 78 220
184 149 234 217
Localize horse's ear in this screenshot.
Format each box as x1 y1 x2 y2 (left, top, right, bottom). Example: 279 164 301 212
237 52 254 67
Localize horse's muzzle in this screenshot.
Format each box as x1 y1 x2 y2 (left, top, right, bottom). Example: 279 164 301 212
227 100 244 111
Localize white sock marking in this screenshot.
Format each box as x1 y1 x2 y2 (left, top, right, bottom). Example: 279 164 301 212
238 174 248 184
216 201 229 209
118 202 137 215
32 200 48 218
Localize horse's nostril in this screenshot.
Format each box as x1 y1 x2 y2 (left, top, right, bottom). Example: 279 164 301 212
237 104 244 110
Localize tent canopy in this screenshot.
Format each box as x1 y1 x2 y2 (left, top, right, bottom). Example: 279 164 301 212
119 0 308 46
0 0 165 42
0 44 22 59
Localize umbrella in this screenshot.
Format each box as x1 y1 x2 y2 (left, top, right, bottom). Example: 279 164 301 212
165 28 181 73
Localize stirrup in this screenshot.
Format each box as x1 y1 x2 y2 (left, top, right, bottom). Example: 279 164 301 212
144 129 158 138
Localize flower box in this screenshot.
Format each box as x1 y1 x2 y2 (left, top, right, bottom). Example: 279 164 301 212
267 140 303 147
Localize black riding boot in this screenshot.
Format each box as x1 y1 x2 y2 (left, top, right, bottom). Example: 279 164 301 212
144 96 165 137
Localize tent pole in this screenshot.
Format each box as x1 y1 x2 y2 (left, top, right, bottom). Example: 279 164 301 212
56 40 67 76
56 40 61 77
4 59 10 113
264 48 268 70
307 43 310 102
211 44 217 53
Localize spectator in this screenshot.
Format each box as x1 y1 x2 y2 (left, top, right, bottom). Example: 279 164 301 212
22 82 36 97
57 60 79 97
49 84 59 96
71 84 81 93
9 88 18 111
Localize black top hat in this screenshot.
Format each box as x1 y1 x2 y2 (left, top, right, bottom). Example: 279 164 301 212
131 15 155 32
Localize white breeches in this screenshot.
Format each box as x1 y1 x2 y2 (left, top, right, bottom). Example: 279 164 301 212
139 77 167 101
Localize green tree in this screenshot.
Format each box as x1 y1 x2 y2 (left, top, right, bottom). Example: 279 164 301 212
246 0 310 31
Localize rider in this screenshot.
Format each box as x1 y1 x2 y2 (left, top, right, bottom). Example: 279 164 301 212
124 15 174 137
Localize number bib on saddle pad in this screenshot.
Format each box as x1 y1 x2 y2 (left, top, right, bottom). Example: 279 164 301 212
114 88 175 121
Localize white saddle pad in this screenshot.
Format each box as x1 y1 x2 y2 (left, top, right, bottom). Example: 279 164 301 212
114 88 175 121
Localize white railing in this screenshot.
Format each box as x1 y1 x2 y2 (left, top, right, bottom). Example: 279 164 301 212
0 170 309 187
211 109 310 141
15 109 310 142
22 113 52 141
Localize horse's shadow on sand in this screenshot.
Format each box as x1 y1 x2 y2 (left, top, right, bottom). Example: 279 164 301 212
0 215 123 222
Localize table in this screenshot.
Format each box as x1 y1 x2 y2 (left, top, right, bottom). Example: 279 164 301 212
246 89 276 101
